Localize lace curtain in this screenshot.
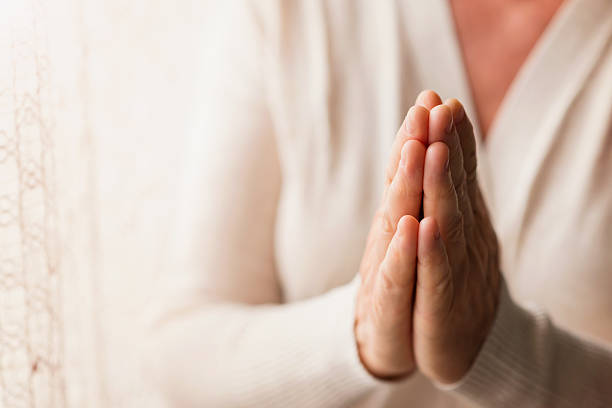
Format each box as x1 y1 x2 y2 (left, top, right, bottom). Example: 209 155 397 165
0 1 207 406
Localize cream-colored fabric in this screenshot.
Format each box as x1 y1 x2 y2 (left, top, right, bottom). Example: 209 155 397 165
147 0 612 407
0 1 209 406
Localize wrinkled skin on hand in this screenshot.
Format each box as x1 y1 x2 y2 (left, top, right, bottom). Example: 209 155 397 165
354 90 501 384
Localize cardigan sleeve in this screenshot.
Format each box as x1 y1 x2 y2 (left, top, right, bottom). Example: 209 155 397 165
443 281 612 407
145 280 380 407
143 2 380 406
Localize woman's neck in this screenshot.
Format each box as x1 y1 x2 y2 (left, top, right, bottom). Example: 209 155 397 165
449 0 565 138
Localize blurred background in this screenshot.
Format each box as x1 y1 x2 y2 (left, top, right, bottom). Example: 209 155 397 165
0 1 210 406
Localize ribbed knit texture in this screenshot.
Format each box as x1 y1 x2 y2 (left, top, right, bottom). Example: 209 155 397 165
443 283 612 407
147 279 386 407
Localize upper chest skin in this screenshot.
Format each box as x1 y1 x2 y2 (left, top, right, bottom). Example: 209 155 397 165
449 0 565 137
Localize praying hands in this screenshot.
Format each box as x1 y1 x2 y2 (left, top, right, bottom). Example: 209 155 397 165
355 90 502 384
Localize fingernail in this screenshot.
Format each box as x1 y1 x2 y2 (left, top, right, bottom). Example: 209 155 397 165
444 156 450 172
434 225 441 240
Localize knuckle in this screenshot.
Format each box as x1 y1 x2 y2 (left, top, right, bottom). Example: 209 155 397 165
390 174 422 205
455 179 468 204
446 211 465 243
451 161 466 189
378 208 396 236
469 185 480 213
385 175 394 188
465 160 478 185
391 176 409 198
398 180 422 203
380 267 397 292
384 164 395 187
372 291 386 323
442 176 458 200
376 275 411 322
359 250 378 280
459 116 475 136
415 271 454 320
406 184 423 203
459 191 475 228
451 138 465 164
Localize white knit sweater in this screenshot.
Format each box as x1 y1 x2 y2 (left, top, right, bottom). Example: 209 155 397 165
145 0 612 406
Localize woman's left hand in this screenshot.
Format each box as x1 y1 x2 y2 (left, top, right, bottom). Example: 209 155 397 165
411 91 502 385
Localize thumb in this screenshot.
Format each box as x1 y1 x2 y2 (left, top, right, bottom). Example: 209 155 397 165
415 217 453 321
373 215 419 326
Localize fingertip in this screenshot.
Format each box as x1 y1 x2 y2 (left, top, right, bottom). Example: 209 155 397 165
420 216 440 240
400 139 426 167
398 214 419 236
431 103 452 115
444 98 466 124
418 216 442 257
394 215 419 257
423 142 452 204
377 214 418 292
415 90 443 110
405 105 418 122
426 141 450 174
412 105 431 121
403 105 429 145
429 104 454 142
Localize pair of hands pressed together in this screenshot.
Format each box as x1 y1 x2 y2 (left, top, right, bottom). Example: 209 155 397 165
355 90 502 384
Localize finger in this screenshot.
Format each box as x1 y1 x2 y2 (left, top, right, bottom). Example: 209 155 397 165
367 214 419 378
428 105 461 187
373 215 419 341
371 140 425 267
422 142 466 264
382 140 426 229
375 215 419 317
444 98 478 202
415 90 443 110
385 105 429 188
415 217 453 320
429 104 474 233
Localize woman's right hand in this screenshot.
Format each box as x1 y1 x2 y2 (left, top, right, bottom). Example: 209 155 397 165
354 103 430 379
